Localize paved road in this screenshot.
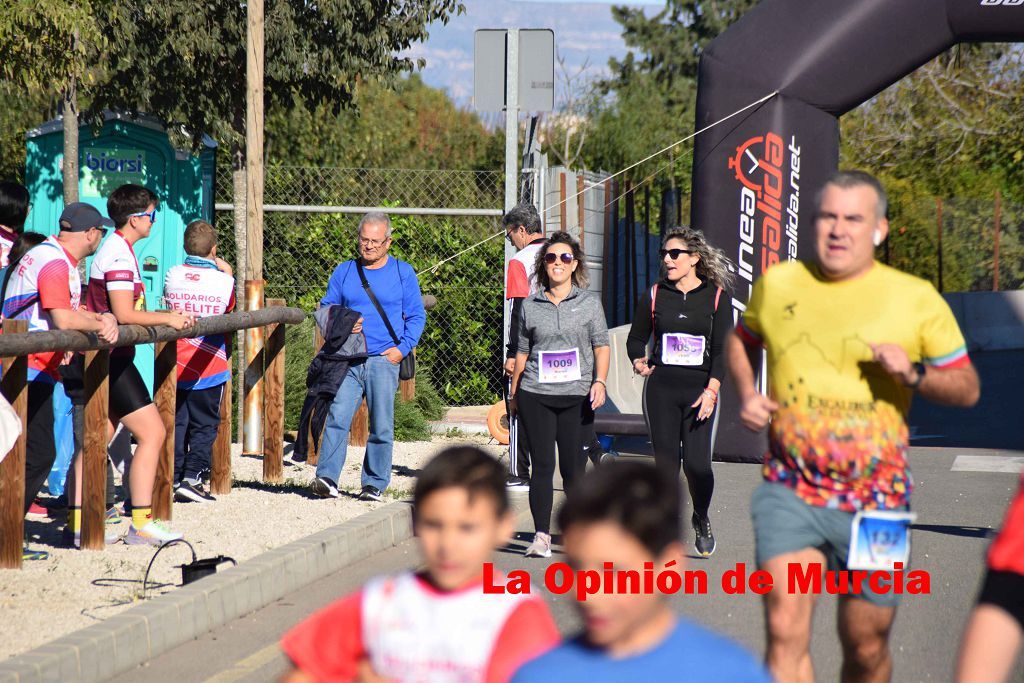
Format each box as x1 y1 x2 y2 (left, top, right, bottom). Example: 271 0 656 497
112 447 1024 683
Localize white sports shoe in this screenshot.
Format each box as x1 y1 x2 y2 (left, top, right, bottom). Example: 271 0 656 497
126 520 184 546
524 531 552 558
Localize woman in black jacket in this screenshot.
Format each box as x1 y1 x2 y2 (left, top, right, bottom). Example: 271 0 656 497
627 226 735 557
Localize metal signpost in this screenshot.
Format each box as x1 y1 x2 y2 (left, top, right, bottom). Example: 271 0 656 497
474 27 554 357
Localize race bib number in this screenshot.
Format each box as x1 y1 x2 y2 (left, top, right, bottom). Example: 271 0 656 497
538 349 582 384
847 510 916 571
661 333 705 366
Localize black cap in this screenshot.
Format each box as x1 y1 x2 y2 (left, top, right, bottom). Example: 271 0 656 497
59 202 114 232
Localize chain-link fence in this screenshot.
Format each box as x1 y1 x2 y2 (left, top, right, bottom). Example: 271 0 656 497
885 196 1024 292
214 166 506 407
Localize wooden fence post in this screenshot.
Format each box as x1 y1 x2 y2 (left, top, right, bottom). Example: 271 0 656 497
306 320 324 466
263 299 286 483
211 375 233 495
81 348 110 550
243 280 266 457
350 402 369 447
0 319 28 568
399 349 416 402
153 341 177 520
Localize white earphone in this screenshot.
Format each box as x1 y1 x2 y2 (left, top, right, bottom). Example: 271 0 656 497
873 230 882 247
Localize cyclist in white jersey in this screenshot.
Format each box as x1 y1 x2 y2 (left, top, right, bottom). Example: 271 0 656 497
78 185 195 547
1 203 117 559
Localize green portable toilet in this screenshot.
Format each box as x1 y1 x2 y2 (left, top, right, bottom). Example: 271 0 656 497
25 112 217 392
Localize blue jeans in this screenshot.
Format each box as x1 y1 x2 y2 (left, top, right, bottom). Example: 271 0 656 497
316 355 401 491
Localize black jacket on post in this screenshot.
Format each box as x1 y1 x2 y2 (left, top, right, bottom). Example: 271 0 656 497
293 305 367 460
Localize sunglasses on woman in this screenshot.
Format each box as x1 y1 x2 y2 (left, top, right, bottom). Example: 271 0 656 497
544 252 575 265
659 248 694 260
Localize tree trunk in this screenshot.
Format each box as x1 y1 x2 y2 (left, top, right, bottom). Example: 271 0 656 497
62 79 79 205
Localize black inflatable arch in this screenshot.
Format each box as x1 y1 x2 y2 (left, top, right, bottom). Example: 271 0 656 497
690 0 1024 460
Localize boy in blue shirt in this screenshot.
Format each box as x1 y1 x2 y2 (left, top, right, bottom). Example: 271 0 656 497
513 461 771 682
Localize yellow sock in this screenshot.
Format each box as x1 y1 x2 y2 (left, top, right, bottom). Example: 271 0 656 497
132 507 153 530
67 507 81 533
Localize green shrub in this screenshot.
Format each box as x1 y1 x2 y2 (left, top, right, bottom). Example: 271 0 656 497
394 393 432 441
411 364 447 422
283 318 442 441
216 209 505 407
283 317 316 433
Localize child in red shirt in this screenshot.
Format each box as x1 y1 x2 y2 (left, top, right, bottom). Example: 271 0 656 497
279 446 559 683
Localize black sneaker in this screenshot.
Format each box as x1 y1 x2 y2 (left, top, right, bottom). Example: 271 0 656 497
311 477 339 498
175 480 216 503
692 512 717 557
505 475 530 491
358 485 384 502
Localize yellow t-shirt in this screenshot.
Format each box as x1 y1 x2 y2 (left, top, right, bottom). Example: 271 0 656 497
738 261 968 511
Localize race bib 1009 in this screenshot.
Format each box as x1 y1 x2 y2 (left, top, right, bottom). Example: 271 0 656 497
847 510 917 571
661 333 705 366
538 349 582 384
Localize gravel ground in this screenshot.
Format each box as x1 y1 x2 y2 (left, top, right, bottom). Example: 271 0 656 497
1 434 505 661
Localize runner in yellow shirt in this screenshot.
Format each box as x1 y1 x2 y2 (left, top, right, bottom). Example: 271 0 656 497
726 170 980 683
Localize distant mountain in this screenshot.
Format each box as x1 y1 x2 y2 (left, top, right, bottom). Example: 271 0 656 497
407 0 660 108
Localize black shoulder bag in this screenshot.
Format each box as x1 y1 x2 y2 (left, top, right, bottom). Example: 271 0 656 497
355 260 416 381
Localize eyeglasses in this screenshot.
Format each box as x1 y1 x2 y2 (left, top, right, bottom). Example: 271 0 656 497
544 252 575 265
91 227 108 238
359 236 389 248
130 209 158 223
659 248 694 260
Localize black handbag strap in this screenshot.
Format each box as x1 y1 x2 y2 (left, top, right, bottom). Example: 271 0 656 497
355 260 401 347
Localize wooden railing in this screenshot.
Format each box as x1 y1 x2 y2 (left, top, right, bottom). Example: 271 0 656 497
0 306 305 568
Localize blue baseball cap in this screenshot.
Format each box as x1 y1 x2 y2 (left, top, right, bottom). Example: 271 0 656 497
59 202 115 232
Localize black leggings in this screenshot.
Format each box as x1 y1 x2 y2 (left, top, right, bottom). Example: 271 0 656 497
24 381 57 513
517 390 592 535
642 368 715 518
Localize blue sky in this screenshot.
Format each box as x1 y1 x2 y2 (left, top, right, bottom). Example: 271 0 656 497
414 0 660 104
520 0 656 3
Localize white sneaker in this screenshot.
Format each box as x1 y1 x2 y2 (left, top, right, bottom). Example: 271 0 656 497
524 531 552 558
126 520 184 546
63 527 122 548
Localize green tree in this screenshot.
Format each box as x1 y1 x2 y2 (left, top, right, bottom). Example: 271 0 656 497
265 75 501 171
0 0 107 201
841 44 1024 290
93 2 464 163
842 45 1024 203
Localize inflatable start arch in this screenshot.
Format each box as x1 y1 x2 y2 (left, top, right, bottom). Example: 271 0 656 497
690 0 1024 460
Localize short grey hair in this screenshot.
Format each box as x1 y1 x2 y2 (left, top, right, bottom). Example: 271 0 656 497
815 170 888 220
358 211 392 238
503 203 542 234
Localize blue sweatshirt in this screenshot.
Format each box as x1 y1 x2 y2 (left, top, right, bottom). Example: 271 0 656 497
321 257 426 357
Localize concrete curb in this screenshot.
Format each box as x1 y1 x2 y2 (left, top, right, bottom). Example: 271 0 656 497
428 421 490 436
0 501 415 683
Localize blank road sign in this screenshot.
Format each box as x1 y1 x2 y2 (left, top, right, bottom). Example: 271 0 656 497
474 29 554 112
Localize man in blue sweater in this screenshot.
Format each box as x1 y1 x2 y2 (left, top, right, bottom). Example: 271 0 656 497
311 212 426 501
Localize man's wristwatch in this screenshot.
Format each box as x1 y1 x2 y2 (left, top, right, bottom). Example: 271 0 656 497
906 362 926 389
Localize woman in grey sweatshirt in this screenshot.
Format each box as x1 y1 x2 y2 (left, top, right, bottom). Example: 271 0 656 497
510 232 610 558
